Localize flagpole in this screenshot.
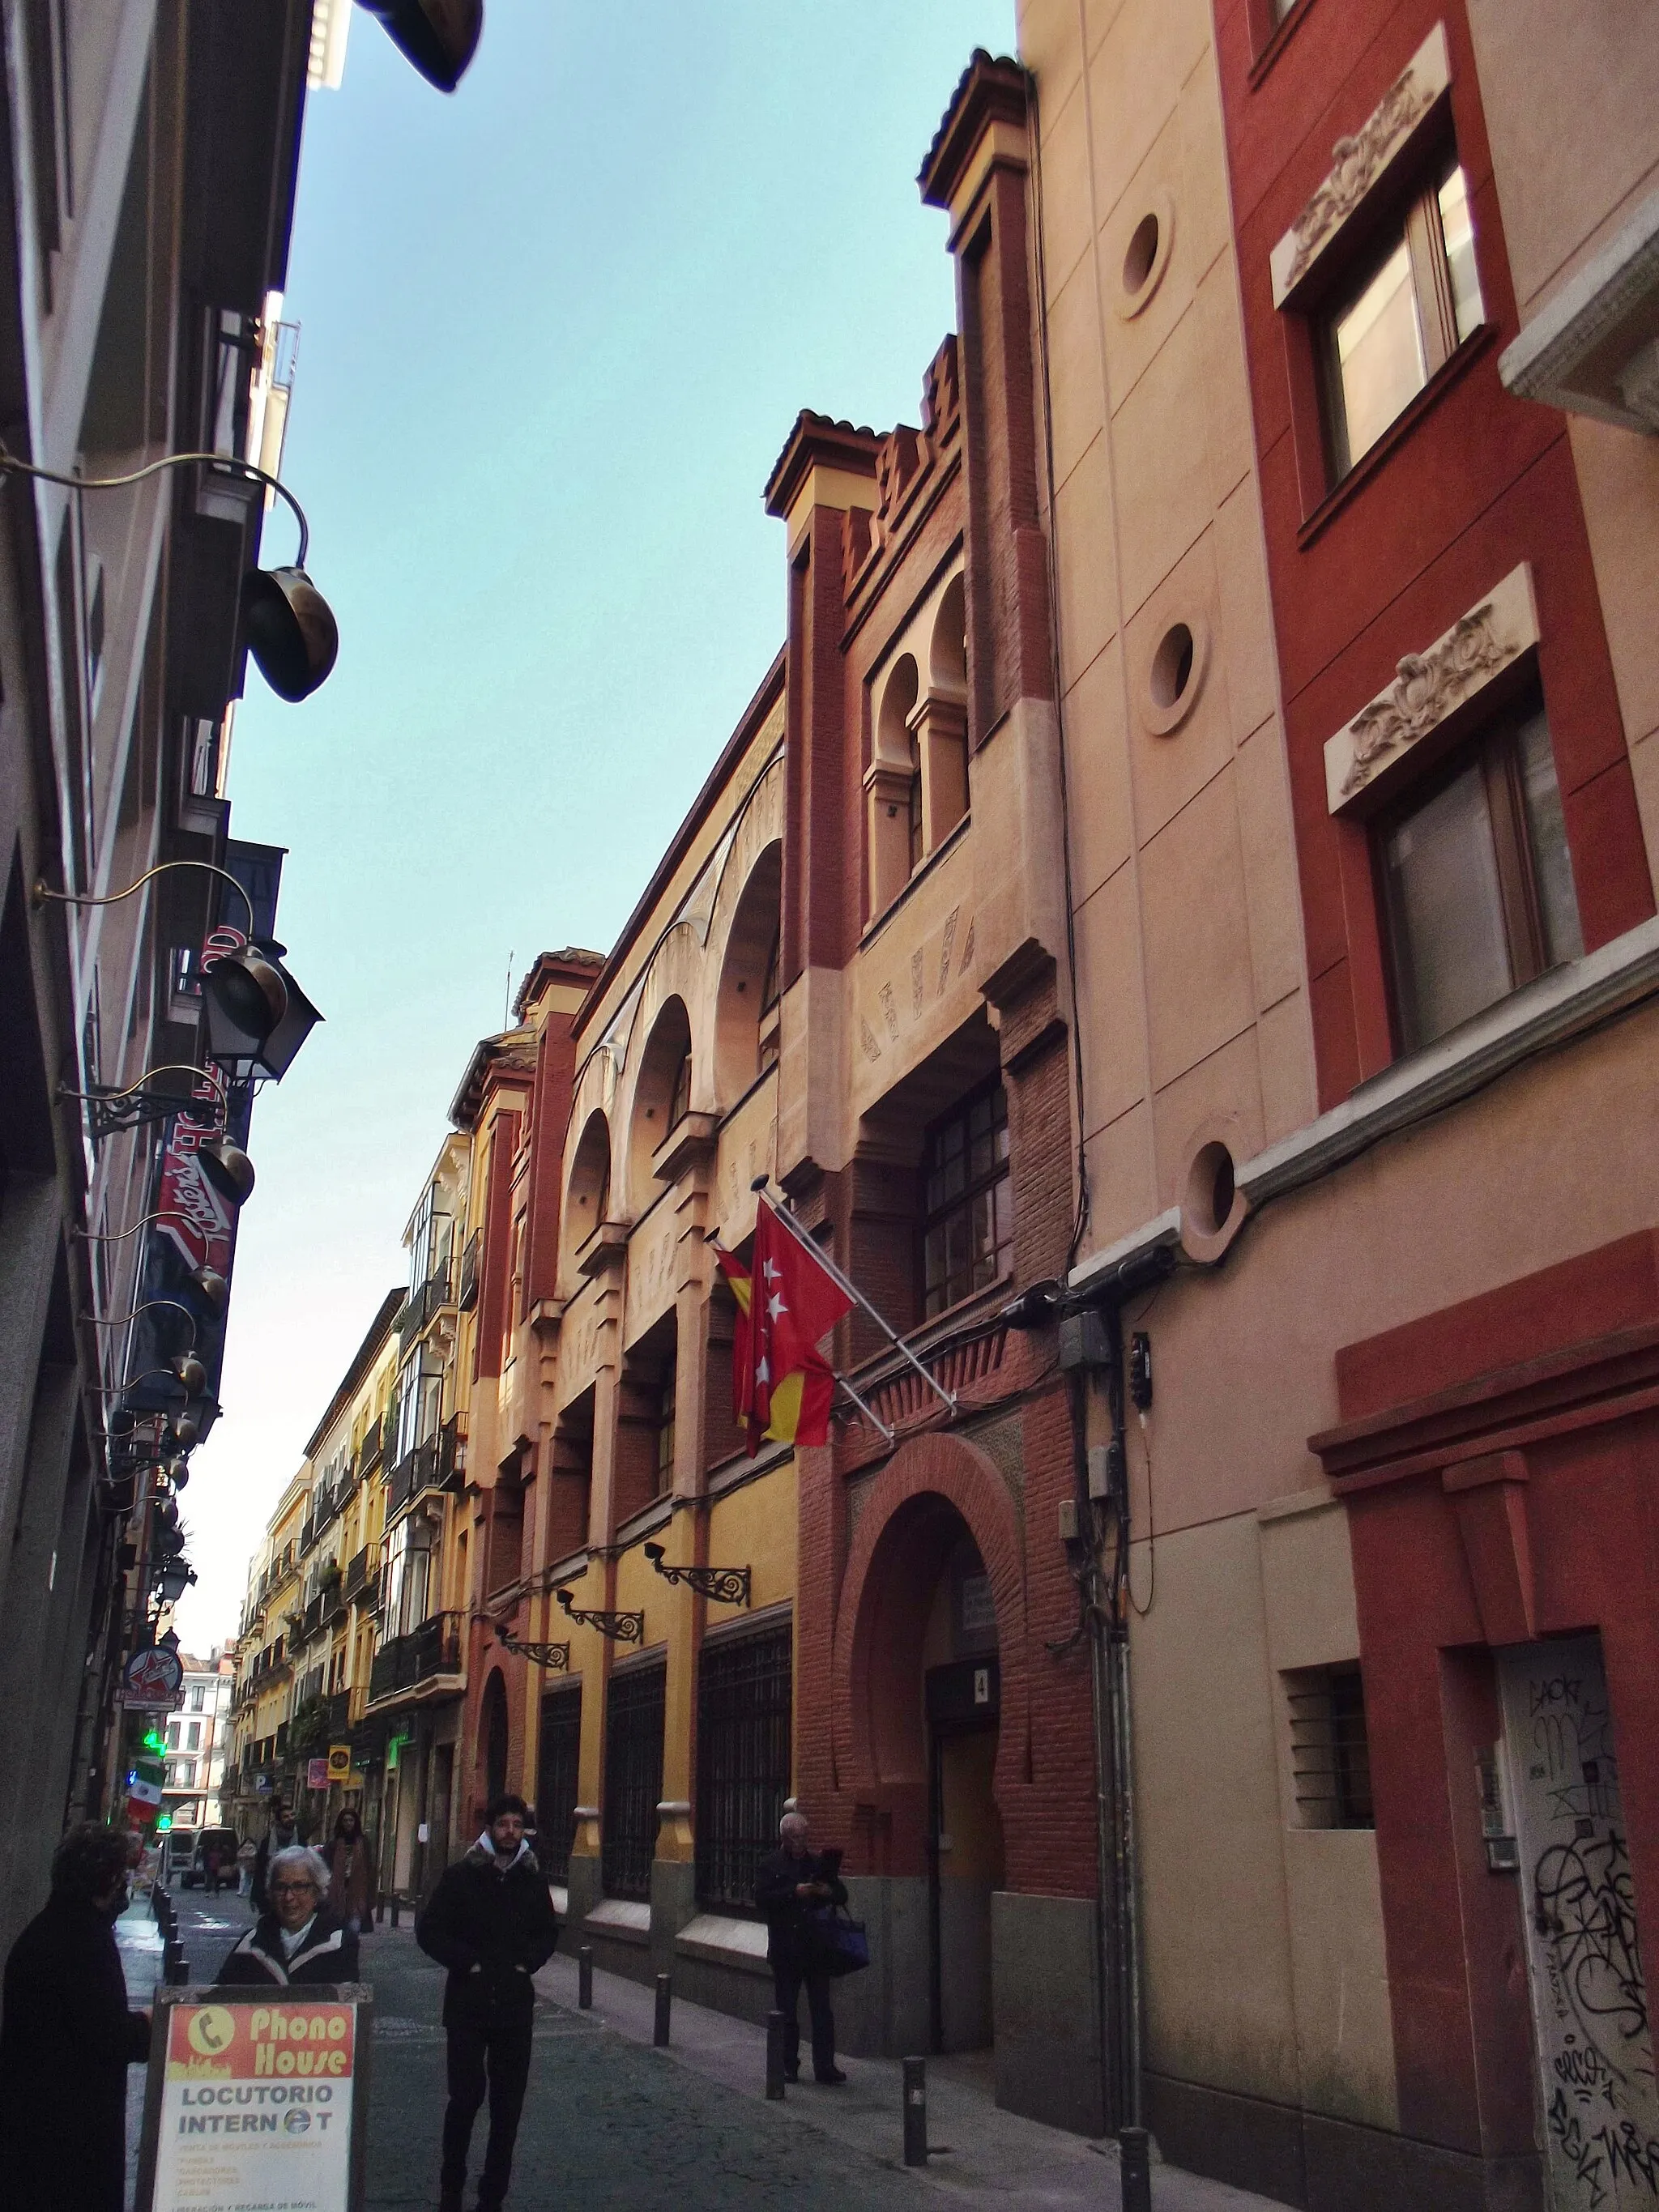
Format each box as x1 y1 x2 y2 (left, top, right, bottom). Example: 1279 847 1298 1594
834 1372 895 1443
753 1181 957 1413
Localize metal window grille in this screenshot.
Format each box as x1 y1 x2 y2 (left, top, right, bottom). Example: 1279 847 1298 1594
536 1687 582 1884
696 1623 792 1909
602 1662 665 1900
1286 1662 1374 1830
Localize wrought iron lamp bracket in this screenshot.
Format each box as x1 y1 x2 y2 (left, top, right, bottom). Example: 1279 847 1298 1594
490 1622 571 1671
642 1544 751 1608
554 1588 644 1643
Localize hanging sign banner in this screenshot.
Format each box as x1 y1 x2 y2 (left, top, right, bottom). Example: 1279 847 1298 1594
125 1647 185 1710
138 1984 371 2212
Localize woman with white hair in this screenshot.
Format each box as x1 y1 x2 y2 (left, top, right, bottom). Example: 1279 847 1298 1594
215 1843 360 1986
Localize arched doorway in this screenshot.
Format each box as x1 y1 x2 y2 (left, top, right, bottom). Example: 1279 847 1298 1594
846 1486 1007 2053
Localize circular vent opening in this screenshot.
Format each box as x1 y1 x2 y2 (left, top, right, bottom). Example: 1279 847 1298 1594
1150 623 1196 711
1123 211 1160 297
1186 1140 1237 1238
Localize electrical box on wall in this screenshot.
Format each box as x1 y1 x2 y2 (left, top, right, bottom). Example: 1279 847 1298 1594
1087 1444 1116 1501
1058 1311 1112 1370
1474 1743 1520 1873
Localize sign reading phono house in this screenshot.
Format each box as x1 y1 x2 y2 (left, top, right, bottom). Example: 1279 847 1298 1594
138 1988 370 2212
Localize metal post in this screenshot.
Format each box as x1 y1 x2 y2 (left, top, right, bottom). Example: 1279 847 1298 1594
765 2010 787 2099
390 1894 400 1929
578 1946 593 2010
1120 2126 1151 2212
654 1972 672 2047
902 2056 928 2167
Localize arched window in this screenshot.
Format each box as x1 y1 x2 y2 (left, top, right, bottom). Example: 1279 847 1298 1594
758 927 781 1073
629 996 694 1195
713 850 782 1099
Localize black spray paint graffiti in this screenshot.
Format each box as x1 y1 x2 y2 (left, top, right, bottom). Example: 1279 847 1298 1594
1535 1829 1650 2061
1550 2093 1659 2208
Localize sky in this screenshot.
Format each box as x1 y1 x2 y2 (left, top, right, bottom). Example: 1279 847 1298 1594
170 0 1017 1655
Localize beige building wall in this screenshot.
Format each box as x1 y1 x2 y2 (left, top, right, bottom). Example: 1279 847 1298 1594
1019 0 1314 1264
1017 0 1379 2127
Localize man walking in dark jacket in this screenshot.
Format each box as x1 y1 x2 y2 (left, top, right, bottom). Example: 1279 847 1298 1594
0 1823 152 2212
754 1810 848 2084
416 1793 560 2212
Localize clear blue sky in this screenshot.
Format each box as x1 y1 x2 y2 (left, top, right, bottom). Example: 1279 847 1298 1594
173 1 1017 1653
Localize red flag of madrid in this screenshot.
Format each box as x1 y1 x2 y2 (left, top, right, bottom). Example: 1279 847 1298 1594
716 1204 852 1452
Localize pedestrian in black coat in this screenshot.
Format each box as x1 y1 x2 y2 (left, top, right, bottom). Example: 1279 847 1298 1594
216 1844 360 1986
754 1809 848 2084
416 1793 560 2212
249 1799 300 1915
0 1823 152 2212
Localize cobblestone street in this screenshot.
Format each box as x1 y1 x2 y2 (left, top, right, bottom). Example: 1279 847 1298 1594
121 1891 1283 2212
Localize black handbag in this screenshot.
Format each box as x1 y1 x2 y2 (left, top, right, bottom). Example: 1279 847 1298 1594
811 1905 870 1978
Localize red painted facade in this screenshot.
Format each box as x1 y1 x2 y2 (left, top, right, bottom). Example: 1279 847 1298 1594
1311 1234 1659 2171
1213 0 1655 1111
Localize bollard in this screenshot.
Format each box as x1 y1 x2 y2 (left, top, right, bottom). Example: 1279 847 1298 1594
390 1894 401 1929
578 1946 593 2010
1119 2126 1152 2212
653 1972 672 2048
765 2010 787 2100
902 2055 928 2167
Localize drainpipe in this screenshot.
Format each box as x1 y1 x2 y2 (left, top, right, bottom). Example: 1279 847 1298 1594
1018 1243 1171 2137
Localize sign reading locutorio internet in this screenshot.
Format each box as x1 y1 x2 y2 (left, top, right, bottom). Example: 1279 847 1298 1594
149 1998 356 2211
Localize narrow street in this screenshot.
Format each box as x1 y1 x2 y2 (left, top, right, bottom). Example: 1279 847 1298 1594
122 1889 1284 2212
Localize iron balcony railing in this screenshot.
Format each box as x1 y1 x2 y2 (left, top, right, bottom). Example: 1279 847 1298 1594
458 1230 481 1311
387 1416 467 1523
437 1412 467 1490
323 1689 352 1738
396 1261 455 1345
368 1611 463 1703
343 1546 371 1602
358 1415 385 1472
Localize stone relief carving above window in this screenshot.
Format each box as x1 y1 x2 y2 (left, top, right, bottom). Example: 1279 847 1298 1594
1271 24 1451 308
1323 564 1540 812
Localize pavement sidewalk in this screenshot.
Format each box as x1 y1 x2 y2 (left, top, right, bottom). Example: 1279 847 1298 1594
531 1941 1284 2212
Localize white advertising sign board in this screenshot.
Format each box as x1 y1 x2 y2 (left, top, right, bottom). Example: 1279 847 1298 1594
139 1985 370 2212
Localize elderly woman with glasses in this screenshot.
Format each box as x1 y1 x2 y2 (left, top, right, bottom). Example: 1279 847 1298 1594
215 1844 359 1986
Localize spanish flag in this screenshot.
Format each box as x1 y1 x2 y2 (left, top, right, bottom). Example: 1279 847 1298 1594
714 1203 852 1452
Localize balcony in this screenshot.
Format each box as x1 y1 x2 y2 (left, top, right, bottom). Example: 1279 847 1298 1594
323 1690 352 1739
437 1412 467 1491
358 1416 385 1473
396 1261 455 1346
386 1416 465 1524
343 1546 372 1602
458 1230 481 1311
368 1611 463 1704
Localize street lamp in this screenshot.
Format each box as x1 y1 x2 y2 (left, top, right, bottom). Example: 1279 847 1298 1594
156 1559 196 1606
38 863 292 1050
0 446 337 701
358 0 483 92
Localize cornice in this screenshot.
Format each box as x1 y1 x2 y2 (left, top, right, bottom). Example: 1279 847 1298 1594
918 50 1027 213
762 411 879 524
